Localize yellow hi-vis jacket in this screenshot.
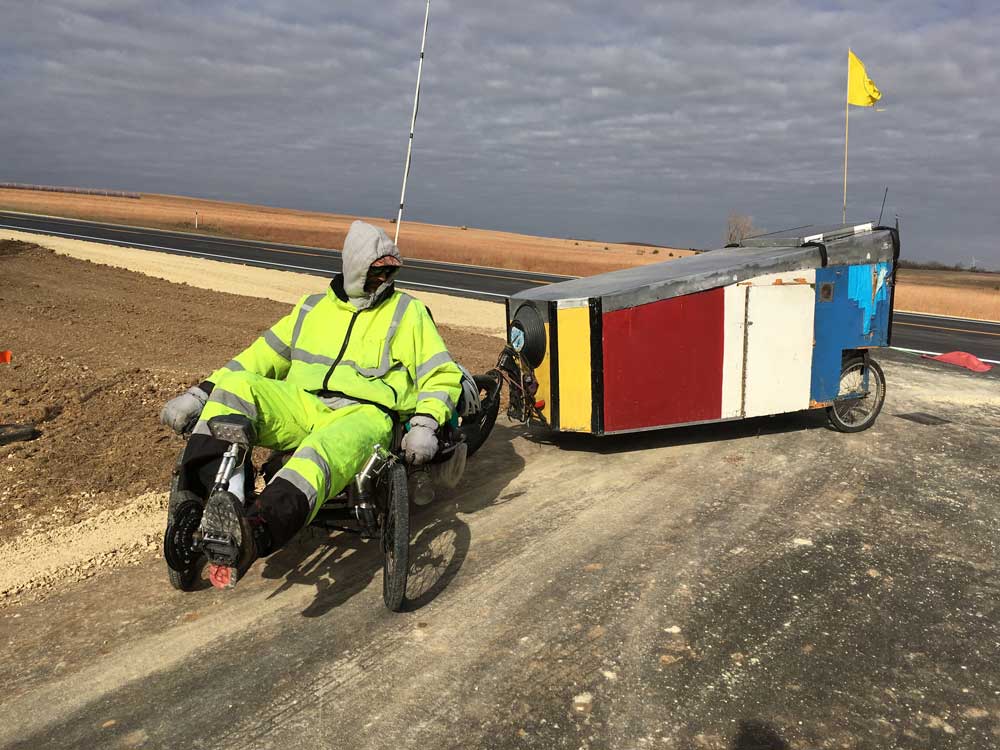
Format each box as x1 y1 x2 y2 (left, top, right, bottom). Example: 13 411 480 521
208 280 462 426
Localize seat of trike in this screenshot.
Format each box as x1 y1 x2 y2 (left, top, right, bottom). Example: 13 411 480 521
257 413 466 487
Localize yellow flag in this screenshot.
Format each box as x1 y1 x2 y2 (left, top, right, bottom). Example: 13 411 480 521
848 49 882 106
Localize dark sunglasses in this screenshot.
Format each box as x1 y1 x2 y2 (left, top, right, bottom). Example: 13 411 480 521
367 266 398 279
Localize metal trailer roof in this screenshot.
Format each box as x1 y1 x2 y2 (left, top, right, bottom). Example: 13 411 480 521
512 223 897 313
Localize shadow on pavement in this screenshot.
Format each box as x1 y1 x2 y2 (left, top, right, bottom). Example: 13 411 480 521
544 408 831 456
257 423 526 617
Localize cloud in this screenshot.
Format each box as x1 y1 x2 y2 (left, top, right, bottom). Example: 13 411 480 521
2 0 998 265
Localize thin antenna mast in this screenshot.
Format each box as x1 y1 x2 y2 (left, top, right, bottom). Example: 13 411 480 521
394 0 431 245
877 186 888 225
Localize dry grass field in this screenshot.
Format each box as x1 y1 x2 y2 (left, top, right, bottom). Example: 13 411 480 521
2 188 996 320
0 189 693 277
894 268 1000 320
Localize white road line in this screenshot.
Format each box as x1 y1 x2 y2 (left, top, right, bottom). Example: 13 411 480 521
0 224 508 300
891 346 1000 365
395 280 507 299
895 310 999 326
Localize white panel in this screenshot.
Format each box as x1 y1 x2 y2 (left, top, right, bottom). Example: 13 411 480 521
556 297 589 309
743 285 815 418
721 284 747 418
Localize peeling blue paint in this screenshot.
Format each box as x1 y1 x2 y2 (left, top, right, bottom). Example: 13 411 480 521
810 263 892 403
847 262 890 334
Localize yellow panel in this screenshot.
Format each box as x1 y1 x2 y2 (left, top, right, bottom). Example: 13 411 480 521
556 305 592 432
531 322 553 425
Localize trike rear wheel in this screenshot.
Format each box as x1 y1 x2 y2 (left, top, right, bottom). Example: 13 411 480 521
380 462 410 611
461 373 503 458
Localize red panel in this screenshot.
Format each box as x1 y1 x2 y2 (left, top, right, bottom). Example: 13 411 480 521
603 288 725 432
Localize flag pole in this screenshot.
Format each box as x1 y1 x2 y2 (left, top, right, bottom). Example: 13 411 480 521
395 0 431 246
842 50 850 224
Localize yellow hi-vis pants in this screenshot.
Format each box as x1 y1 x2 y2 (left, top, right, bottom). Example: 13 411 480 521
194 371 393 520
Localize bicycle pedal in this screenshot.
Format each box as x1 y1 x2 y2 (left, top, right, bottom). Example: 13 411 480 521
201 532 239 566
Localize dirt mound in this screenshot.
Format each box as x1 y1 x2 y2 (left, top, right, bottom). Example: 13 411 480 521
0 241 502 603
0 240 33 256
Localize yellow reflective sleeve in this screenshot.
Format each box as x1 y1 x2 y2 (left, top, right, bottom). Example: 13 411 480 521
403 302 461 425
207 297 303 384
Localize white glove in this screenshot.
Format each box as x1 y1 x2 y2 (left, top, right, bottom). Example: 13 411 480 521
457 365 481 418
160 386 208 434
402 415 439 465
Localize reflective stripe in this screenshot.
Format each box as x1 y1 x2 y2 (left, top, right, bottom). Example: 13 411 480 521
417 390 457 413
291 347 338 366
291 293 325 348
276 466 319 510
290 293 414 375
339 359 408 379
263 329 291 360
292 447 332 499
291 349 408 379
319 394 359 410
223 359 245 372
415 350 454 379
344 294 413 377
208 387 258 420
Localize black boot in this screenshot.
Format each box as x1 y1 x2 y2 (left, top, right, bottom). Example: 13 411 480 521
200 491 258 589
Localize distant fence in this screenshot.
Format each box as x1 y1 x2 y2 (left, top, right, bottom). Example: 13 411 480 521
0 182 140 199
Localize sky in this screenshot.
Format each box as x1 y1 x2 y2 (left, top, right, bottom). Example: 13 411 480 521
2 1 998 267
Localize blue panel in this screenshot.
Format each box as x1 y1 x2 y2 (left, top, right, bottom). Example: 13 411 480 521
847 263 890 336
810 263 891 403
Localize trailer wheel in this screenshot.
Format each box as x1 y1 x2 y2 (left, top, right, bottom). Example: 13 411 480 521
827 357 885 433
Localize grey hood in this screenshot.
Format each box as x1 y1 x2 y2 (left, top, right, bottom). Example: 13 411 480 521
342 220 403 307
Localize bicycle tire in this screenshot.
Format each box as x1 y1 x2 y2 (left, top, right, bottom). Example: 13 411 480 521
380 462 410 611
164 448 205 591
461 372 503 458
827 357 886 433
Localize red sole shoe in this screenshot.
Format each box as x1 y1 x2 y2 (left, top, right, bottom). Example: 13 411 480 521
208 563 237 589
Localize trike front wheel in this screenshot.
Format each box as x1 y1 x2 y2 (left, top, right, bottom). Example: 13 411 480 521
380 462 410 611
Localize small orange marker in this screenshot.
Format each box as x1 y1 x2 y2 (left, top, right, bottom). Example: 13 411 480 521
0 351 11 365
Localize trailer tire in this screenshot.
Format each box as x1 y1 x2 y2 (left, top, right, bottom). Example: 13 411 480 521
827 357 885 433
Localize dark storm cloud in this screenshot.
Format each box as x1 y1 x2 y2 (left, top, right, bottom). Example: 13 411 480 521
2 0 998 265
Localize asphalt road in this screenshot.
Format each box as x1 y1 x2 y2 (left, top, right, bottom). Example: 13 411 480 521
2 211 998 362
